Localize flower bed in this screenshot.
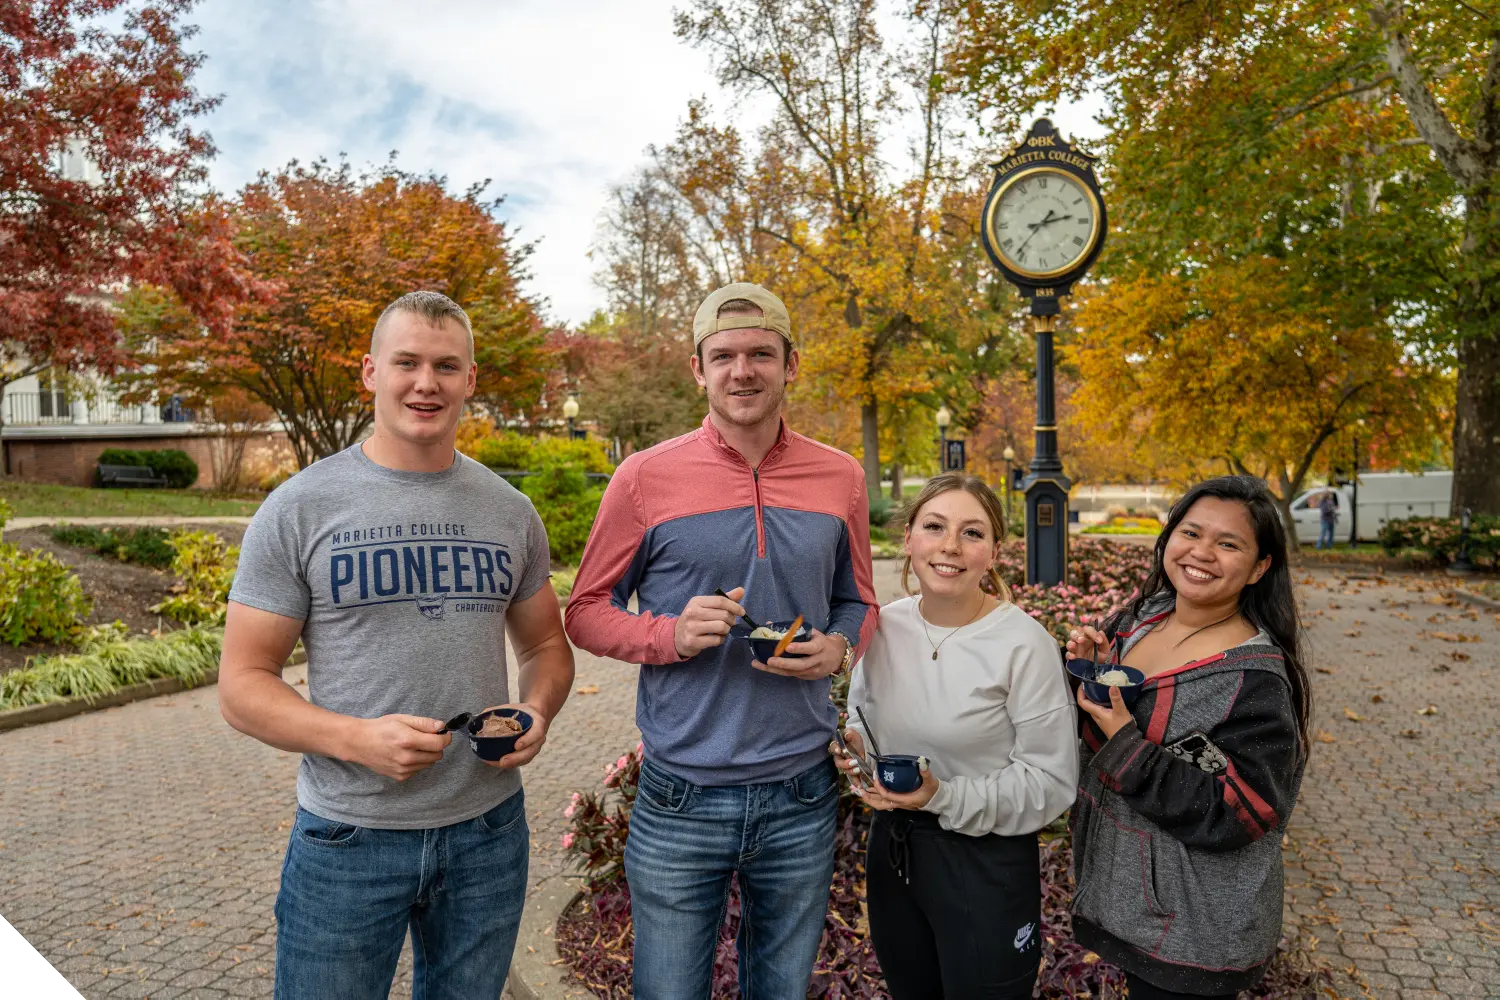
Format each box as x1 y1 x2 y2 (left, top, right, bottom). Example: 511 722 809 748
555 538 1334 997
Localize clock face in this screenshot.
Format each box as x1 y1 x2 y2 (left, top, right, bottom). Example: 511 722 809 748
987 167 1100 279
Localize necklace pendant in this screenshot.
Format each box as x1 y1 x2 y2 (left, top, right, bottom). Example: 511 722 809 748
931 650 939 660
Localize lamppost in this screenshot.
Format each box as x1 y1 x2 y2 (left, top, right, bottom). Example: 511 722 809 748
935 405 951 472
1002 445 1016 525
563 393 580 440
1350 418 1365 546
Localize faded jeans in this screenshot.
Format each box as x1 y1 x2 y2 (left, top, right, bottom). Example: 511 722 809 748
624 757 839 999
1317 520 1336 549
274 791 528 1000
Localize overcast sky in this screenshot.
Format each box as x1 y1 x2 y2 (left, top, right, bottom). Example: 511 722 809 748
189 0 1104 327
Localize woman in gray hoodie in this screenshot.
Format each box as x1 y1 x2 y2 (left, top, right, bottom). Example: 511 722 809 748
1065 475 1312 999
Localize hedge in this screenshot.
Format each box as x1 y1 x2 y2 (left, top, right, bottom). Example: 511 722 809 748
1378 515 1500 566
96 448 199 489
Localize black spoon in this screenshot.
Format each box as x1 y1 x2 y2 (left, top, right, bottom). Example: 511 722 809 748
715 588 761 631
440 712 472 734
854 705 884 758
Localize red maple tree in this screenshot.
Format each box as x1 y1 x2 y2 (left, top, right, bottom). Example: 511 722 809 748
0 0 245 419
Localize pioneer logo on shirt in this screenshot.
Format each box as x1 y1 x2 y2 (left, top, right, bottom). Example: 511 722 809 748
325 521 514 616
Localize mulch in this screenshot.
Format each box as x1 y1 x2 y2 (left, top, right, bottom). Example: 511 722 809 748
0 524 244 675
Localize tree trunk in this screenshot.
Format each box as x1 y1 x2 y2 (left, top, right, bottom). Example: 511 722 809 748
861 396 880 494
1451 192 1500 516
890 461 903 500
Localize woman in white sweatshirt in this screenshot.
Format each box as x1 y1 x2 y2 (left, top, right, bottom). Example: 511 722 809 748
834 473 1078 999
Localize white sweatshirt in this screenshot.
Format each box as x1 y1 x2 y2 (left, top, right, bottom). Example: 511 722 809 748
846 596 1080 837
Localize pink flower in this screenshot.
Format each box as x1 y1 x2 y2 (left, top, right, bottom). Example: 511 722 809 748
563 804 576 819
570 791 581 804
635 741 644 755
615 755 629 771
561 832 575 849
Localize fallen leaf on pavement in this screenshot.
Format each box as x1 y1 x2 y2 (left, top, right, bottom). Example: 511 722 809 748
1370 694 1384 703
1450 651 1471 662
1343 708 1364 722
1344 630 1362 638
1399 728 1421 739
1429 631 1481 642
1315 731 1337 744
575 685 600 695
1417 705 1438 716
1316 667 1336 675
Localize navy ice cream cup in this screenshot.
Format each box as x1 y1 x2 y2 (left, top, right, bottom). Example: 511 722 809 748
466 707 534 762
729 620 813 662
1066 657 1145 709
872 754 926 794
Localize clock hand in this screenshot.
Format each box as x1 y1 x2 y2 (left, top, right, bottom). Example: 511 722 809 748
1016 210 1057 256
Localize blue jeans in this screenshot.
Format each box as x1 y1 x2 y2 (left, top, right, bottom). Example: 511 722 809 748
1317 520 1336 549
274 791 528 1000
624 757 839 999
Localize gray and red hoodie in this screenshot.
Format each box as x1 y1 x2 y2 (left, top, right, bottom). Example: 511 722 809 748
565 416 878 787
1071 606 1306 995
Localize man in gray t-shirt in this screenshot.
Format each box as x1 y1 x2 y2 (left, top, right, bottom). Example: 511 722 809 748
220 291 574 1000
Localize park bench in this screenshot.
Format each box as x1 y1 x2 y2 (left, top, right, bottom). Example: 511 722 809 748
97 463 170 488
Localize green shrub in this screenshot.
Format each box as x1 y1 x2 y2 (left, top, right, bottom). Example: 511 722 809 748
96 448 199 488
465 430 615 476
868 493 897 531
152 529 238 623
0 497 12 534
0 544 93 646
0 622 222 710
50 524 177 568
522 462 605 565
1378 515 1500 565
467 432 536 470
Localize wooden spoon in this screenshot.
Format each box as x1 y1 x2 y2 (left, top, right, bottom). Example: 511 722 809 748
773 615 804 658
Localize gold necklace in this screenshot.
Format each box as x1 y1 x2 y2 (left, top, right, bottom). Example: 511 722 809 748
918 594 988 660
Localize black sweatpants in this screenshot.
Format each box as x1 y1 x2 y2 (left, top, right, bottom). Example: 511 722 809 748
1125 972 1236 1000
866 811 1041 1000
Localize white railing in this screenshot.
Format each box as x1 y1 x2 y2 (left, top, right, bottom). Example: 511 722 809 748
3 391 197 427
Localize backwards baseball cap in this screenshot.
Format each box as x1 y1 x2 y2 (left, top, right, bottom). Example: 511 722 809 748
692 282 793 349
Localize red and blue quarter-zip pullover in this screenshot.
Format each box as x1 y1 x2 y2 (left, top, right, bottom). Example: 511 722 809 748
565 416 879 786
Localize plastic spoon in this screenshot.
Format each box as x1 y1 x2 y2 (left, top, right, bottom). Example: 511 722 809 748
440 712 472 734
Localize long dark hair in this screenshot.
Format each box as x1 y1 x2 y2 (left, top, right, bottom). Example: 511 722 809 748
1106 475 1311 745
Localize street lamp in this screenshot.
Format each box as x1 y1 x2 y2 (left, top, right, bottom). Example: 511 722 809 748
1350 418 1365 546
1002 445 1016 525
563 393 580 439
935 405 951 472
1449 507 1476 575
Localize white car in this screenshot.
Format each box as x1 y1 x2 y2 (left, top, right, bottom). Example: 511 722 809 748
1289 472 1452 545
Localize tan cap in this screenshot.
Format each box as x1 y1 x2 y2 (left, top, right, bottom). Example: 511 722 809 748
692 282 793 349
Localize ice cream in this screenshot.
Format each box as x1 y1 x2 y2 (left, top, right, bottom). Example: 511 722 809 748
1095 669 1133 686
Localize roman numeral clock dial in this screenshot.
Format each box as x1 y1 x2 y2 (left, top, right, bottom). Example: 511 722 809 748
987 167 1100 279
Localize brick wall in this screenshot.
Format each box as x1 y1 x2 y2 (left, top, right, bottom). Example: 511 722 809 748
3 431 291 488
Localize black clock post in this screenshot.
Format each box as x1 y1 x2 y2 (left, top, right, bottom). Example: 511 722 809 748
979 118 1107 586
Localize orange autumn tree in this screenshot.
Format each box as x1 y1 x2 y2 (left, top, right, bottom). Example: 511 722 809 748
1066 258 1452 544
123 161 553 467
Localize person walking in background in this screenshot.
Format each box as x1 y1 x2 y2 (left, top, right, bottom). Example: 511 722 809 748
565 282 879 999
834 474 1077 999
1316 487 1339 549
1064 475 1310 999
219 291 575 1000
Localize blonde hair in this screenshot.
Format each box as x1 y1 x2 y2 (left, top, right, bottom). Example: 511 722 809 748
371 290 474 359
897 472 1014 603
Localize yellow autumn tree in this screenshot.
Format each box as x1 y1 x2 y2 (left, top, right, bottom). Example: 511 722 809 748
1066 257 1453 544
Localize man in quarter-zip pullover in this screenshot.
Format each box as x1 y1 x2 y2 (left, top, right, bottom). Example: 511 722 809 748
566 282 878 999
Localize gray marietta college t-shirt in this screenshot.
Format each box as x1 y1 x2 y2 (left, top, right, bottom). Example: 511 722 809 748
229 444 551 830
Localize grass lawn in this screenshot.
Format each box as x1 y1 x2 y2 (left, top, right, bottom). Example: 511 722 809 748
0 479 263 519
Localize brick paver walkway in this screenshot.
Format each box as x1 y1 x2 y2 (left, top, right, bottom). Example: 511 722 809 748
2 565 1496 998
1281 572 1500 999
